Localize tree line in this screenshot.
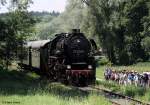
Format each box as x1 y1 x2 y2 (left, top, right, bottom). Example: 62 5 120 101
0 0 149 67
0 0 60 68
32 0 150 65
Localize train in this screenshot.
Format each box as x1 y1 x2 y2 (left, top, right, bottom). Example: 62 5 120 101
18 29 97 86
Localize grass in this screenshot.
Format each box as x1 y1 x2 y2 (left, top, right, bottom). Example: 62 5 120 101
1 61 149 105
96 79 150 103
96 62 150 102
0 69 111 105
0 93 111 105
96 76 150 103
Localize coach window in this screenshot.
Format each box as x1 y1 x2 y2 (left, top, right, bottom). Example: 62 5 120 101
32 49 40 68
22 48 29 65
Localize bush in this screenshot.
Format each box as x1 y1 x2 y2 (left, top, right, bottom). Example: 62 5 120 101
118 51 130 65
96 56 110 66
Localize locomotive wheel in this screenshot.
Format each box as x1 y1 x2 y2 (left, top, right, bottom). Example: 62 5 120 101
66 75 76 86
62 77 69 85
67 75 87 87
68 75 73 85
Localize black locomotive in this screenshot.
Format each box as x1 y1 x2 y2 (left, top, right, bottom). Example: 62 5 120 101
19 29 97 86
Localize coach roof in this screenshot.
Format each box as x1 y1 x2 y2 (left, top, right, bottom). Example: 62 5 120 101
26 40 50 48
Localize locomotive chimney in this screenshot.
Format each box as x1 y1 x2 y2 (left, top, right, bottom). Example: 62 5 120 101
72 29 80 33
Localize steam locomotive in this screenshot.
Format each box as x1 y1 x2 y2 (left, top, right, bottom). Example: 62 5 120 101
19 29 97 86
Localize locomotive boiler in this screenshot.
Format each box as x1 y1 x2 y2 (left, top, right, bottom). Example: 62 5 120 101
19 29 97 86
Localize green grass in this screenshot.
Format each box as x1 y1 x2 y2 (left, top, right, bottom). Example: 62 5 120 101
0 69 111 105
96 79 150 102
96 62 150 102
1 61 149 105
0 93 111 105
96 66 106 79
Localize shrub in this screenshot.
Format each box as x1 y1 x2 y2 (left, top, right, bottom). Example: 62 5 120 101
97 56 110 66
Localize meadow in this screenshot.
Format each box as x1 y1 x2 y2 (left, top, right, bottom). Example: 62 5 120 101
0 69 111 105
0 62 150 105
96 79 150 103
96 62 150 102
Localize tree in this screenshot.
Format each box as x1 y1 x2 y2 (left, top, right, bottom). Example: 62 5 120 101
0 0 35 68
124 0 149 62
33 0 86 39
82 0 118 63
82 0 150 64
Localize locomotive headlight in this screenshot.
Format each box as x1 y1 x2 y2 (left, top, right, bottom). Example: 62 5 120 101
88 65 92 69
67 65 71 69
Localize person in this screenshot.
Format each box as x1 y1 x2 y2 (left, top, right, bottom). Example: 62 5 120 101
104 67 112 80
128 71 134 85
148 73 150 88
123 71 128 86
114 71 119 83
110 70 115 81
142 72 149 88
119 71 124 85
138 73 143 87
134 71 139 87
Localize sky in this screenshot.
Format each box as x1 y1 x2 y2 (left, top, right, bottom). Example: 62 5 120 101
0 0 67 13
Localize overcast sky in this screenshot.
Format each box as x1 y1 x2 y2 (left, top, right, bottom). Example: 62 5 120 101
0 0 67 13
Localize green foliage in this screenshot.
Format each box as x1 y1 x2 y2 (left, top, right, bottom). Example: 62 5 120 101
97 56 109 66
141 36 150 55
118 51 130 65
82 0 150 65
0 0 35 67
33 14 58 40
141 89 150 102
32 0 93 40
1 0 149 66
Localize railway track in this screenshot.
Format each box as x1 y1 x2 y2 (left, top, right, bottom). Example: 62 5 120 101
93 86 150 105
75 86 150 105
109 100 121 105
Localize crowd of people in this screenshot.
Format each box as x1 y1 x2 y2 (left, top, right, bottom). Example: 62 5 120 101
104 68 150 88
